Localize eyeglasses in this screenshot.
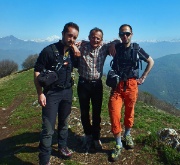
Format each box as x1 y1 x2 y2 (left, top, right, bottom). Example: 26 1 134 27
119 32 131 37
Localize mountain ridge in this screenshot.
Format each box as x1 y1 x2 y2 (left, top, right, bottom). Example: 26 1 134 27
1 35 180 43
1 35 180 69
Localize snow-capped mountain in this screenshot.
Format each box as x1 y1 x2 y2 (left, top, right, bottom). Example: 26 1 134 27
30 35 61 42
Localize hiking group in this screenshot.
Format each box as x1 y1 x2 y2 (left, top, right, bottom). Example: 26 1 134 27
34 22 154 165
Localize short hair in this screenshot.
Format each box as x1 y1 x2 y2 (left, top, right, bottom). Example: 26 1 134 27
62 22 79 33
119 24 133 33
89 27 103 39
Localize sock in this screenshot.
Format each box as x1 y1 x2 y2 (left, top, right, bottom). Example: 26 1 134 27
115 136 122 147
124 128 131 137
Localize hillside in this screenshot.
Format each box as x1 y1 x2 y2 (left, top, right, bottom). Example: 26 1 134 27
0 69 180 164
139 53 180 109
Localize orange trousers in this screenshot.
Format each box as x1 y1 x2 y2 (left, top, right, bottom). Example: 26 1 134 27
108 78 138 135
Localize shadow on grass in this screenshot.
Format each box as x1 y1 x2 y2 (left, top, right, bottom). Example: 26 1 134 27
51 128 115 158
0 129 115 164
0 131 40 164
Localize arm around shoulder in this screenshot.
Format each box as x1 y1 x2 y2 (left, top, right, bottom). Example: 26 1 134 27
108 39 121 56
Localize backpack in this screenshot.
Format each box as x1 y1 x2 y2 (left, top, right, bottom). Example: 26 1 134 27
106 43 142 89
37 44 73 89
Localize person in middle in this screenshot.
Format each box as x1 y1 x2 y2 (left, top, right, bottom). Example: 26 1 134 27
76 27 117 152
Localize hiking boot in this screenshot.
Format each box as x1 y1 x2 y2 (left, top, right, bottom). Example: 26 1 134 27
124 134 134 149
82 135 93 152
59 147 72 159
93 140 102 150
110 145 122 162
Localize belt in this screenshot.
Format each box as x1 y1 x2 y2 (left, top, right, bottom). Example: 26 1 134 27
50 84 72 89
79 76 101 83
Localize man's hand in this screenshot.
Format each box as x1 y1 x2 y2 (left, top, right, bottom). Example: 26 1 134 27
71 44 81 57
75 41 82 47
34 71 46 107
137 76 146 85
38 93 46 107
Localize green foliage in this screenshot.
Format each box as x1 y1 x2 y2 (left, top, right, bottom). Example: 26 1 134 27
158 145 180 165
0 69 36 108
0 59 18 78
22 54 38 69
0 69 41 164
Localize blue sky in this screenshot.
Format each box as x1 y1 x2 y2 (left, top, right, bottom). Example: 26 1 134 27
0 0 180 41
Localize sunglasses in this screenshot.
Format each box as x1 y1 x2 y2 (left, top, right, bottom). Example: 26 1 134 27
119 32 131 37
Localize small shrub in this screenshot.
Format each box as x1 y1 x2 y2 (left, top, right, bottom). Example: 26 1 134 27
22 54 38 69
158 145 180 165
0 59 18 78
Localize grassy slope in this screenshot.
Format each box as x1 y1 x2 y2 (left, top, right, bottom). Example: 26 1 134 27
0 69 180 165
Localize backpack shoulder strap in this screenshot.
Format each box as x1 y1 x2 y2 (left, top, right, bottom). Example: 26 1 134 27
110 59 113 68
51 44 63 71
131 43 142 69
131 43 139 61
132 42 139 49
51 44 59 56
110 43 123 70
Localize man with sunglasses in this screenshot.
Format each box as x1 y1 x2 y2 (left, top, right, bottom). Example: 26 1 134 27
108 24 154 162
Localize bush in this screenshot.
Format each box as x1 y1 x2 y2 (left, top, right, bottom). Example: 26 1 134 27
0 59 18 78
22 54 38 69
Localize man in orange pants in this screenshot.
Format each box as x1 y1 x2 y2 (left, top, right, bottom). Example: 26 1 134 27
108 24 154 162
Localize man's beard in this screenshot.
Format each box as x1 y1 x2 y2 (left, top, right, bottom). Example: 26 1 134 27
122 39 130 45
62 38 73 47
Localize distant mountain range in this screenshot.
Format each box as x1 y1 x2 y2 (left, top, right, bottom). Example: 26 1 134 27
0 35 180 109
0 35 58 69
1 35 180 69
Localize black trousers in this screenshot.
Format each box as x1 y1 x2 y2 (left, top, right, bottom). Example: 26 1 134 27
77 78 103 140
39 88 72 165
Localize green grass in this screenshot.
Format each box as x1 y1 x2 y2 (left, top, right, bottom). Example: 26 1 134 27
0 69 180 164
0 70 36 107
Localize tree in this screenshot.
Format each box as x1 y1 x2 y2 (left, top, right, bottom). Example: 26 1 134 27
22 54 38 70
0 59 18 78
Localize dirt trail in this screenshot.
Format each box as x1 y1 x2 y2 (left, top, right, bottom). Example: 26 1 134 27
0 102 150 165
